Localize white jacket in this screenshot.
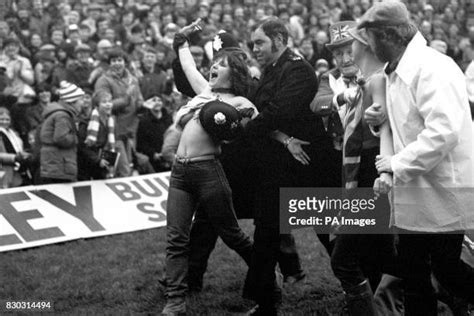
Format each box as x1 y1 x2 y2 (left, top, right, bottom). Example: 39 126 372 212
386 32 473 232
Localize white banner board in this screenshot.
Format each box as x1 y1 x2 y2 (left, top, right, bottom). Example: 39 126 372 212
0 172 170 252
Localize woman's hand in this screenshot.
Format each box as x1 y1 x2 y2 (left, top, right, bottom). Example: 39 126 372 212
375 155 393 173
373 173 393 198
287 138 311 165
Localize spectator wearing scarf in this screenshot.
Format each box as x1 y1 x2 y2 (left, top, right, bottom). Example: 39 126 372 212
77 91 116 180
0 106 30 188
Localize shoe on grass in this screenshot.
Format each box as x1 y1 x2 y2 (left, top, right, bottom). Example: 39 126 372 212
284 271 306 285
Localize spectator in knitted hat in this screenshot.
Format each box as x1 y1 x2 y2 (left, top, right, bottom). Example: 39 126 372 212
38 81 84 183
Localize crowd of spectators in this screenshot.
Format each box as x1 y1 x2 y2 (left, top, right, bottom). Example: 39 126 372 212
0 0 473 188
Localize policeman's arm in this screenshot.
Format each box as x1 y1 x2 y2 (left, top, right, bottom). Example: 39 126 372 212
246 62 317 135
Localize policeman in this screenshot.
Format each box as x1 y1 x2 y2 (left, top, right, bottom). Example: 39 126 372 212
243 18 332 315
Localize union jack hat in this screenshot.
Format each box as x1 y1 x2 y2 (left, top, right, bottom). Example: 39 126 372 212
326 21 357 51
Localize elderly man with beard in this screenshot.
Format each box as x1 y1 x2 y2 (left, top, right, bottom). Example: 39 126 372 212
95 48 144 177
360 2 474 315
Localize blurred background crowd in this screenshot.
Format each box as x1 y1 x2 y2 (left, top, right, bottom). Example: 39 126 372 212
0 0 473 188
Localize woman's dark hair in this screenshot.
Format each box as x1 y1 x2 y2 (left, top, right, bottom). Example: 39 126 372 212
107 48 129 64
213 48 251 98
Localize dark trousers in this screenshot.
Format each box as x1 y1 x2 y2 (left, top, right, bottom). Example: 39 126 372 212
331 233 397 292
243 225 281 315
398 230 474 316
331 147 398 289
188 216 304 288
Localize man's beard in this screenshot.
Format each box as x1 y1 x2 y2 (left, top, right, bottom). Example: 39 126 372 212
372 39 392 63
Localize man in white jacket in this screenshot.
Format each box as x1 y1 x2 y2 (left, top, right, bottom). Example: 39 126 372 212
359 2 474 315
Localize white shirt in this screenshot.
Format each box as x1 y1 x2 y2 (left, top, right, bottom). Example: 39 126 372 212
385 32 473 232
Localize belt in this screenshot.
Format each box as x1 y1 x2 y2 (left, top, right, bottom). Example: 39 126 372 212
174 154 216 164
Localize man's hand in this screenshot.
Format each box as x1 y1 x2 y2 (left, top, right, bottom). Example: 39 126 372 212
364 103 386 126
375 155 393 173
287 138 311 165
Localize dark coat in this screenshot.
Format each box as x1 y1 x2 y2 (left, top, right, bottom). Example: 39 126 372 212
138 67 172 100
39 102 78 181
245 48 331 226
136 109 172 172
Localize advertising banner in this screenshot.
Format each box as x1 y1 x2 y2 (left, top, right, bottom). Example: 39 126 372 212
0 172 170 252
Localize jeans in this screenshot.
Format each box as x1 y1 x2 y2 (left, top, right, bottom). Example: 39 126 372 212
398 230 474 315
165 158 253 299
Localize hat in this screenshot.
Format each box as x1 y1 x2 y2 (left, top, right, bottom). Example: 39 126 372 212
423 4 434 12
68 24 79 32
3 37 20 47
39 44 56 51
212 30 239 55
319 12 330 20
315 59 329 68
165 23 179 32
97 39 113 49
35 51 56 63
348 27 369 45
326 21 357 51
74 43 91 54
58 81 85 103
199 100 242 141
358 1 410 29
199 1 210 8
87 3 102 11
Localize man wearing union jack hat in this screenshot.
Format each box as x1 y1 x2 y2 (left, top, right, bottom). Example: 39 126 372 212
310 21 401 316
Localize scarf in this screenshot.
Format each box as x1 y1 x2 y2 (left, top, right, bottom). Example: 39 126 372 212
342 83 364 189
0 127 23 154
85 109 116 152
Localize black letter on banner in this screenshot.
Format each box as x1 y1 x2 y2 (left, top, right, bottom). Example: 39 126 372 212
31 186 105 232
137 203 166 222
0 192 64 244
131 179 163 197
106 182 141 201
